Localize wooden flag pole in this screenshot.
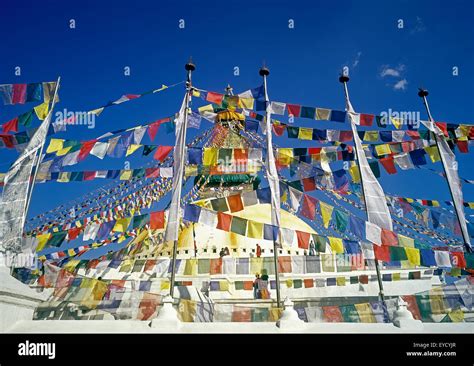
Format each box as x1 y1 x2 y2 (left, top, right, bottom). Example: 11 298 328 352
339 74 385 302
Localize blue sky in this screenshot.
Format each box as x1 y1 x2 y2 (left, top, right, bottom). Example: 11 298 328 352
1 0 473 256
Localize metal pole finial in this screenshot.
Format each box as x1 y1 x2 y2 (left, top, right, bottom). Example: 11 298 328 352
339 74 350 83
418 88 429 98
185 57 196 72
259 65 270 77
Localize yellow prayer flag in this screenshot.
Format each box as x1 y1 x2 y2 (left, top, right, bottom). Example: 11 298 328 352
277 148 293 166
57 172 70 183
349 164 360 183
64 259 80 272
298 127 313 140
320 201 334 228
392 272 401 281
286 279 293 288
43 82 59 103
250 257 263 275
113 218 131 232
316 108 331 120
36 233 52 252
198 104 214 115
219 281 229 291
336 277 346 286
203 148 218 166
119 170 133 181
405 247 421 266
397 234 414 248
329 237 344 254
240 97 254 110
448 309 464 322
34 102 49 120
160 280 170 290
354 303 376 323
126 144 142 156
424 146 440 163
46 139 64 153
375 144 392 156
185 165 198 176
67 248 76 256
364 131 379 142
178 299 196 322
88 107 104 116
390 117 402 129
247 221 263 239
192 90 201 97
184 258 198 276
56 146 73 156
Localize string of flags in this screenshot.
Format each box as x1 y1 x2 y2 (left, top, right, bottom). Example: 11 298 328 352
195 86 474 129
0 81 58 105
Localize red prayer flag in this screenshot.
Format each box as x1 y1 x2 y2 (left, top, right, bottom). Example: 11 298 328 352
339 131 353 142
401 295 422 320
406 131 420 140
145 167 160 178
78 140 97 161
304 278 314 288
210 258 223 275
450 252 466 268
227 194 244 213
150 211 165 229
83 171 97 181
0 135 15 148
286 104 301 117
374 244 391 261
2 117 19 133
144 259 157 272
67 227 82 241
302 177 316 192
379 157 397 174
12 84 27 104
206 92 224 105
125 94 140 100
217 212 232 231
277 256 292 273
381 229 398 246
301 194 317 220
153 146 173 161
435 122 448 137
323 306 343 322
233 148 248 163
457 140 469 153
308 147 322 155
359 114 374 126
272 124 286 136
296 230 310 249
148 121 161 141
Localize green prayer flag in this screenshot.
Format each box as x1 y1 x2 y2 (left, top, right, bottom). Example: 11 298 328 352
19 110 34 127
340 304 360 323
390 246 408 261
335 210 349 232
230 216 247 236
47 231 67 247
132 213 149 229
211 197 229 212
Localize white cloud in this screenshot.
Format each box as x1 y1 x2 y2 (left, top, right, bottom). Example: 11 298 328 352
411 16 426 34
380 64 405 78
352 51 362 68
393 79 408 91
